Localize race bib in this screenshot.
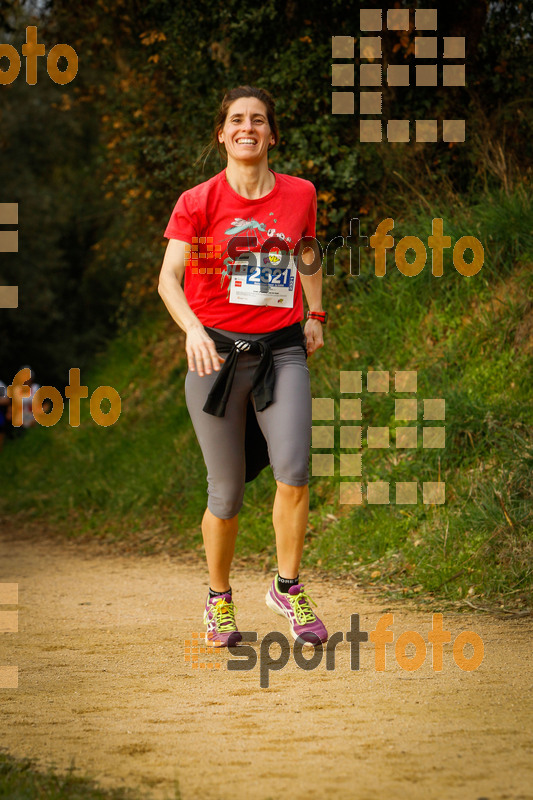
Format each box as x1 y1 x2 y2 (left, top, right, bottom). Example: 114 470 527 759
228 253 296 307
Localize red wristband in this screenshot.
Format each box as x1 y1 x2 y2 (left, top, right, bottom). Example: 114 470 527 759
306 311 328 325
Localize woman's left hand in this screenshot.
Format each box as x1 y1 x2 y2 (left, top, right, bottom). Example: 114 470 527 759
304 318 324 356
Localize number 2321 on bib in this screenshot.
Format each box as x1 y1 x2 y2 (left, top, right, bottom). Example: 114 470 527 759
229 255 296 308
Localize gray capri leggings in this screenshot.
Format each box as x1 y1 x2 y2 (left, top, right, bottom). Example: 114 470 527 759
185 327 312 519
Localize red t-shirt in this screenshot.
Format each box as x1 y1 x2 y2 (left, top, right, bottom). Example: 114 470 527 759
163 168 317 333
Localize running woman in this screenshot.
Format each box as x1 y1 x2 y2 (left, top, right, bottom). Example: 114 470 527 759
158 86 328 648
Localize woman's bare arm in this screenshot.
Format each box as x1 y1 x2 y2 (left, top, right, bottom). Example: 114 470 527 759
158 239 223 376
299 247 324 356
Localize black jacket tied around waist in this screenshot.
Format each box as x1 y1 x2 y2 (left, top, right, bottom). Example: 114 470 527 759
201 322 307 482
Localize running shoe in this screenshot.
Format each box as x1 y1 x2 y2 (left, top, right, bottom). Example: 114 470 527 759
265 577 328 646
203 593 242 648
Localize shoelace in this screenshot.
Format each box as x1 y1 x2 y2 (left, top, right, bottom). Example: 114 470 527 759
287 588 317 625
210 598 238 631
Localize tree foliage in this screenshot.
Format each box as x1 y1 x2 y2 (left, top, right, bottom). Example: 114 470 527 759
1 0 531 380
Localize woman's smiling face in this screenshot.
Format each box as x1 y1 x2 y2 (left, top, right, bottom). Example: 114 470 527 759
218 97 275 163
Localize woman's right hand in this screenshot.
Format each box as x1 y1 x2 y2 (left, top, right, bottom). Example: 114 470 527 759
185 325 225 377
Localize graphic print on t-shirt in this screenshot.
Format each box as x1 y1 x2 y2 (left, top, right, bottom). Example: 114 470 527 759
219 216 267 288
163 169 316 333
220 212 296 307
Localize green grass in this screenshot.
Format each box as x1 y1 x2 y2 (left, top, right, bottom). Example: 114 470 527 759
1 185 532 613
0 751 160 800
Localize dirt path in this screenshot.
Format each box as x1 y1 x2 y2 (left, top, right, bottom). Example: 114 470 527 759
0 526 531 800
